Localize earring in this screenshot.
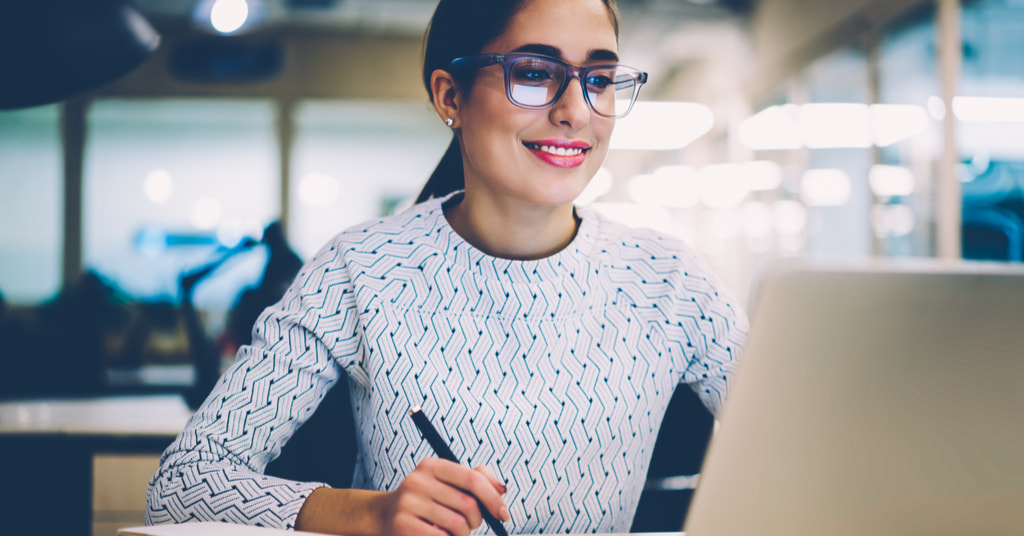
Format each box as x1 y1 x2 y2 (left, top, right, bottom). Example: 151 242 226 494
445 117 454 127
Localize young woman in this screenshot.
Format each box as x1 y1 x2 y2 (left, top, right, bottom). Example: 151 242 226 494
146 0 748 535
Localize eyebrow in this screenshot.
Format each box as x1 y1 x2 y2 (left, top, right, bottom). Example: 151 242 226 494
511 43 620 63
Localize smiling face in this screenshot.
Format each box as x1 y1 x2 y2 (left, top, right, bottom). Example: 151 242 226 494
451 0 619 213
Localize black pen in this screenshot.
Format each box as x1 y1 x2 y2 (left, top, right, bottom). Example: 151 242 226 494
408 406 510 536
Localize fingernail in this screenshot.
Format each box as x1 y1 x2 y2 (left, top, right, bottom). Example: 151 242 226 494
498 483 508 494
500 507 511 522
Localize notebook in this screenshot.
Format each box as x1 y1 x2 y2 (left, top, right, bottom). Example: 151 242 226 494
118 521 332 536
683 259 1024 536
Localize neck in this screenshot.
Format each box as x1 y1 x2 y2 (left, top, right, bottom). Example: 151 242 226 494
444 191 579 260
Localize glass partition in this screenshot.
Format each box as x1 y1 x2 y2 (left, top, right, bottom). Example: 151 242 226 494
83 99 279 378
876 3 940 258
802 47 873 260
289 100 451 258
0 105 62 304
84 99 279 308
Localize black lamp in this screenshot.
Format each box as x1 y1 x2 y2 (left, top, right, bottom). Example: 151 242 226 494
0 0 160 110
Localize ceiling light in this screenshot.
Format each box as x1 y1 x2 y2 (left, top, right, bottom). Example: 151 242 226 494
737 105 803 151
211 0 249 33
953 96 1024 122
739 103 931 150
610 101 714 151
870 104 930 147
800 103 872 149
193 0 267 35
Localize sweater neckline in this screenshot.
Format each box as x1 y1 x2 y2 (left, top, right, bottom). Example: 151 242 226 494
426 191 598 284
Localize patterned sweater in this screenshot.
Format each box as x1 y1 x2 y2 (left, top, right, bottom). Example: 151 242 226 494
147 193 748 534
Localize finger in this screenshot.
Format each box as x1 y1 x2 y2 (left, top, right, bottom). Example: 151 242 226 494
473 465 508 494
428 479 485 530
401 461 477 532
431 461 510 523
390 483 471 536
472 465 511 522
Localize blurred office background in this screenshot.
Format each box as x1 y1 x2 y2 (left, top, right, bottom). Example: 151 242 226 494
4 0 1024 424
0 0 1022 532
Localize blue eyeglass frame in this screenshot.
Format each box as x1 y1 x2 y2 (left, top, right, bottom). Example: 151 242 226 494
448 52 649 118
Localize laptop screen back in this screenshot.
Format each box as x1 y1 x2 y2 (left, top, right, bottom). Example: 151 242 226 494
684 261 1024 536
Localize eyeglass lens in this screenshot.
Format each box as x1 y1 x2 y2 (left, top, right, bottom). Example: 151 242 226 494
507 57 639 117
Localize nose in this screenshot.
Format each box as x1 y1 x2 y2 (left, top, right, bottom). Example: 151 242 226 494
549 76 591 129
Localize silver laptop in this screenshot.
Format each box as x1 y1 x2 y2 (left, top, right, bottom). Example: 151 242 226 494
684 259 1024 536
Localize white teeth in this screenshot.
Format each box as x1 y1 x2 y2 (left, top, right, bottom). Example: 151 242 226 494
538 145 583 156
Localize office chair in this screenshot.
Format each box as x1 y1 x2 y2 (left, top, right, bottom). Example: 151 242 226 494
265 376 359 488
631 386 716 532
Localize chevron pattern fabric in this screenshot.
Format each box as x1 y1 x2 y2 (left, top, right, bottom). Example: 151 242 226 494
148 192 748 534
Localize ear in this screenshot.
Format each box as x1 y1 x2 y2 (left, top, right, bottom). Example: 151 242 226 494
430 69 461 128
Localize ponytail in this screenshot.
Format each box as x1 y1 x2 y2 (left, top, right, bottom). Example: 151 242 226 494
416 136 464 203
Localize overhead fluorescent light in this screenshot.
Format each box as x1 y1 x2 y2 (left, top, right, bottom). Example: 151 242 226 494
952 96 1024 122
739 103 930 150
870 104 930 147
610 101 714 150
737 104 802 150
801 103 872 149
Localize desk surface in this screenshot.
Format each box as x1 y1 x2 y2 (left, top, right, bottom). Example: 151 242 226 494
120 522 680 536
0 394 192 436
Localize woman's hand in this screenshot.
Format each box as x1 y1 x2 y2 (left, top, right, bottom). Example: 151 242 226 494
378 457 510 536
295 457 509 536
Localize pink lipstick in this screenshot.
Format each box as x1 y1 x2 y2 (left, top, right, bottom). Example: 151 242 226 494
523 138 591 168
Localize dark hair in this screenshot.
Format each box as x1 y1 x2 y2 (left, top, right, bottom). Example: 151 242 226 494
415 0 620 203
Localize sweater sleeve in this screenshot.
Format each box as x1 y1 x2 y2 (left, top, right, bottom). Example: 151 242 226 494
146 246 361 530
672 251 749 415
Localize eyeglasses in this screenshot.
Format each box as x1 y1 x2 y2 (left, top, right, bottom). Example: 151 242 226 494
448 52 648 119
